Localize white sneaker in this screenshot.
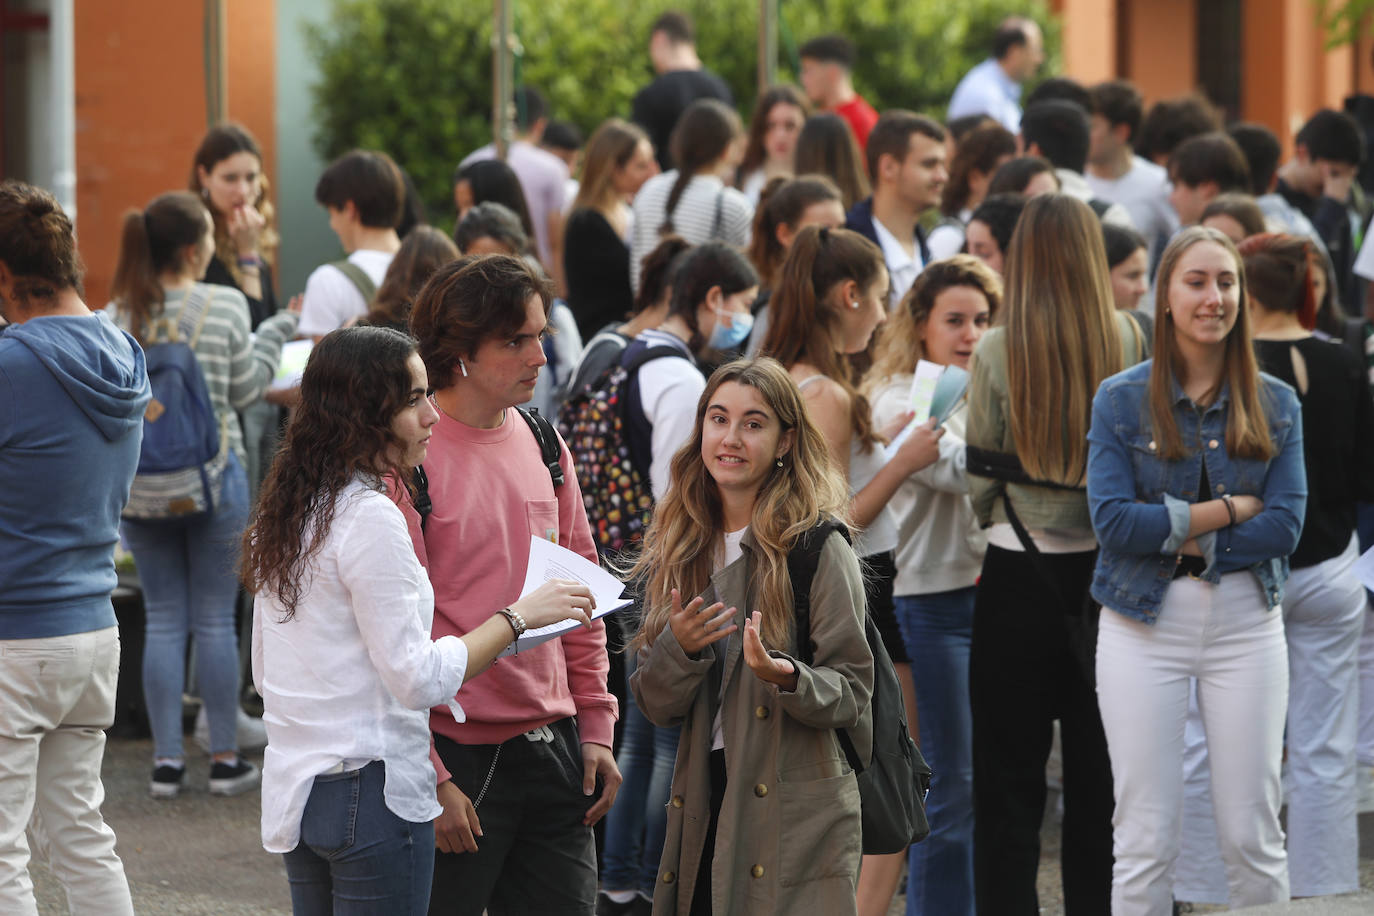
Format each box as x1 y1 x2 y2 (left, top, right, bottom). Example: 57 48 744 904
1357 764 1374 815
195 706 269 754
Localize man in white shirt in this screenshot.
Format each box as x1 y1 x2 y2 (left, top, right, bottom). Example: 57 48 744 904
947 17 1044 133
1087 80 1178 255
296 150 404 342
844 112 948 307
459 87 569 283
1020 99 1135 229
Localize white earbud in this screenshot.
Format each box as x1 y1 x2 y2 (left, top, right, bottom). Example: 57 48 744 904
459 359 469 377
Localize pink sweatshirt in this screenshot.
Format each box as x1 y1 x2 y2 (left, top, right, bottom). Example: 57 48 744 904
410 408 616 780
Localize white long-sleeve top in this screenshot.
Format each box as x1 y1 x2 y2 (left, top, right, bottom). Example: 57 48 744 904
252 477 469 853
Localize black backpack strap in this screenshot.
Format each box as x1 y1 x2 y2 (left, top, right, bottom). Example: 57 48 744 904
412 465 432 530
517 407 565 488
965 445 1086 492
788 519 851 667
1089 198 1113 219
622 343 690 375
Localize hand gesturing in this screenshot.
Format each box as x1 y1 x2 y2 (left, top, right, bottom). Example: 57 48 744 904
667 588 737 656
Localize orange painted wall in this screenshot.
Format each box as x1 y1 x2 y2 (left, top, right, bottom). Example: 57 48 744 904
1052 0 1117 84
74 0 275 308
1242 0 1356 152
1121 0 1198 101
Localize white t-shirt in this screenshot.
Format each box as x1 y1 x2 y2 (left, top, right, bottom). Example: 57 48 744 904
632 329 705 501
1354 228 1374 282
711 526 749 750
1085 157 1178 254
297 249 395 339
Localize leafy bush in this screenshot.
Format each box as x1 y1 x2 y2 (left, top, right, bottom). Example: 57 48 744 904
306 0 1058 230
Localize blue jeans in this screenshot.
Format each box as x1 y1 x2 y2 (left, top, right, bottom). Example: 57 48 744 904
895 587 976 916
601 653 680 895
284 761 434 915
122 453 248 760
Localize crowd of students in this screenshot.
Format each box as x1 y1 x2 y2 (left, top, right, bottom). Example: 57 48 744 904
6 8 1374 916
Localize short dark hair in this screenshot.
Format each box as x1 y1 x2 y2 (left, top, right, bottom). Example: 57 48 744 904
409 255 554 390
1021 100 1091 173
1089 80 1144 142
799 34 855 68
454 202 530 255
865 111 947 184
542 120 583 152
969 193 1028 254
651 11 694 44
1025 78 1091 113
1227 123 1282 195
1296 108 1365 166
993 17 1034 59
1169 132 1250 193
513 86 548 133
986 155 1058 197
1135 95 1221 163
1101 222 1148 270
314 150 405 229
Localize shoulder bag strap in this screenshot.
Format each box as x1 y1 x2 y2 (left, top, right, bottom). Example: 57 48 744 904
710 186 725 240
331 259 378 303
517 407 565 488
412 465 432 530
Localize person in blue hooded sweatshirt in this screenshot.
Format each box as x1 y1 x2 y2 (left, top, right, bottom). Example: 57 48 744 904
0 180 150 915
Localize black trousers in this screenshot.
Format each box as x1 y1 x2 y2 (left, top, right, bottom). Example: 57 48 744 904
970 545 1114 915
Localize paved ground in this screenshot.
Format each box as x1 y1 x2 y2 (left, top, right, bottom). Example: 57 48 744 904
25 736 1374 914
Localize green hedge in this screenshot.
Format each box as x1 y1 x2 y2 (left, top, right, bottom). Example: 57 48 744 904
306 0 1059 231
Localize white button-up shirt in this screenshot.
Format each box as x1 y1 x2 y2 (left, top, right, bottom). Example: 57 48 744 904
253 478 470 853
871 216 921 309
947 58 1023 133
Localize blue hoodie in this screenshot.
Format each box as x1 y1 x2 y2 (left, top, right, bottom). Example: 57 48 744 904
0 312 150 638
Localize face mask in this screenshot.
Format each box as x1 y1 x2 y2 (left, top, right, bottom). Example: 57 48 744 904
708 307 754 350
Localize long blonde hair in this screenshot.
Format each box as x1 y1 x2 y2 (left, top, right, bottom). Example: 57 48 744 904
629 358 850 652
1001 194 1122 485
865 255 1002 393
1149 226 1273 461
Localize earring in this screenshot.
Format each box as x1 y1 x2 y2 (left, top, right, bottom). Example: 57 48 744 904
850 300 860 309
458 359 469 377
775 458 784 468
201 187 210 200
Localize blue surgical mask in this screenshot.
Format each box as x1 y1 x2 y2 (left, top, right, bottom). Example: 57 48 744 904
708 307 754 350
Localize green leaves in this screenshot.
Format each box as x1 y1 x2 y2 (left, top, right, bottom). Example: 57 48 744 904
306 0 1057 232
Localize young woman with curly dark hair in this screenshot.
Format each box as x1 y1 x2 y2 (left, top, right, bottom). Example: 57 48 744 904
241 325 596 914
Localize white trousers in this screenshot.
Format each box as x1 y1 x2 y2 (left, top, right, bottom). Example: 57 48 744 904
1359 586 1374 766
1174 538 1367 901
0 626 133 916
1097 573 1289 916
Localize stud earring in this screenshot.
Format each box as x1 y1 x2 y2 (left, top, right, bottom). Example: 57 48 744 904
850 300 860 309
775 458 784 468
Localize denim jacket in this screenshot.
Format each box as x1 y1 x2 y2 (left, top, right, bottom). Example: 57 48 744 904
1086 361 1306 624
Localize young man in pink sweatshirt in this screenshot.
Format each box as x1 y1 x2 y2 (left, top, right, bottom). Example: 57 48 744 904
407 254 621 915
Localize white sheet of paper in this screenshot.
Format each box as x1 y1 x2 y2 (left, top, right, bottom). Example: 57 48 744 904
1353 545 1374 594
269 339 314 391
500 535 631 657
907 359 944 425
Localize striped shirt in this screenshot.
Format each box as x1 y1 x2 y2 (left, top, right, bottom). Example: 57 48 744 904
110 282 298 465
629 172 752 290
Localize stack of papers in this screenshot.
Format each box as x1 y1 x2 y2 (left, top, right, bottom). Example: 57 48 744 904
501 536 632 656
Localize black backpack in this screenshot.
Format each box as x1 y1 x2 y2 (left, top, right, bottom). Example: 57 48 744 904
788 521 932 854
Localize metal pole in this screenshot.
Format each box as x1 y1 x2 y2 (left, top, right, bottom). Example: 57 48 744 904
492 0 514 161
758 0 778 93
50 0 76 218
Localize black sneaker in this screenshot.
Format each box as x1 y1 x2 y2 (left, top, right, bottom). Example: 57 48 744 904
208 757 261 796
150 764 184 799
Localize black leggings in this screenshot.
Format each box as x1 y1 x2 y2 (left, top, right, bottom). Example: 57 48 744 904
862 550 909 664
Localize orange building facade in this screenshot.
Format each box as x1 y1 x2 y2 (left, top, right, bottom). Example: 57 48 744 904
1054 0 1374 151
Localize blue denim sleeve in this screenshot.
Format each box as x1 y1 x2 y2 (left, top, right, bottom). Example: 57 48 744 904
1087 383 1174 554
1214 393 1307 568
1160 493 1192 554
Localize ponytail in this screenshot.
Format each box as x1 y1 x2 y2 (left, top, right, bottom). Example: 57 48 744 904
666 242 759 353
110 191 209 343
760 225 883 445
747 175 842 290
660 99 742 237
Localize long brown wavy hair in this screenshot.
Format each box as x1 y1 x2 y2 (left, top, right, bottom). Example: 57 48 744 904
189 124 279 285
864 255 1002 392
1000 194 1123 485
759 225 884 446
629 358 850 652
364 227 461 329
1149 226 1273 461
241 326 420 620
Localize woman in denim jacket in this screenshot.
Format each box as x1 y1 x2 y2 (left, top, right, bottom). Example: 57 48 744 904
1086 226 1307 915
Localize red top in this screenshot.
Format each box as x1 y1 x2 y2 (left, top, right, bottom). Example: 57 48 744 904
834 94 879 153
